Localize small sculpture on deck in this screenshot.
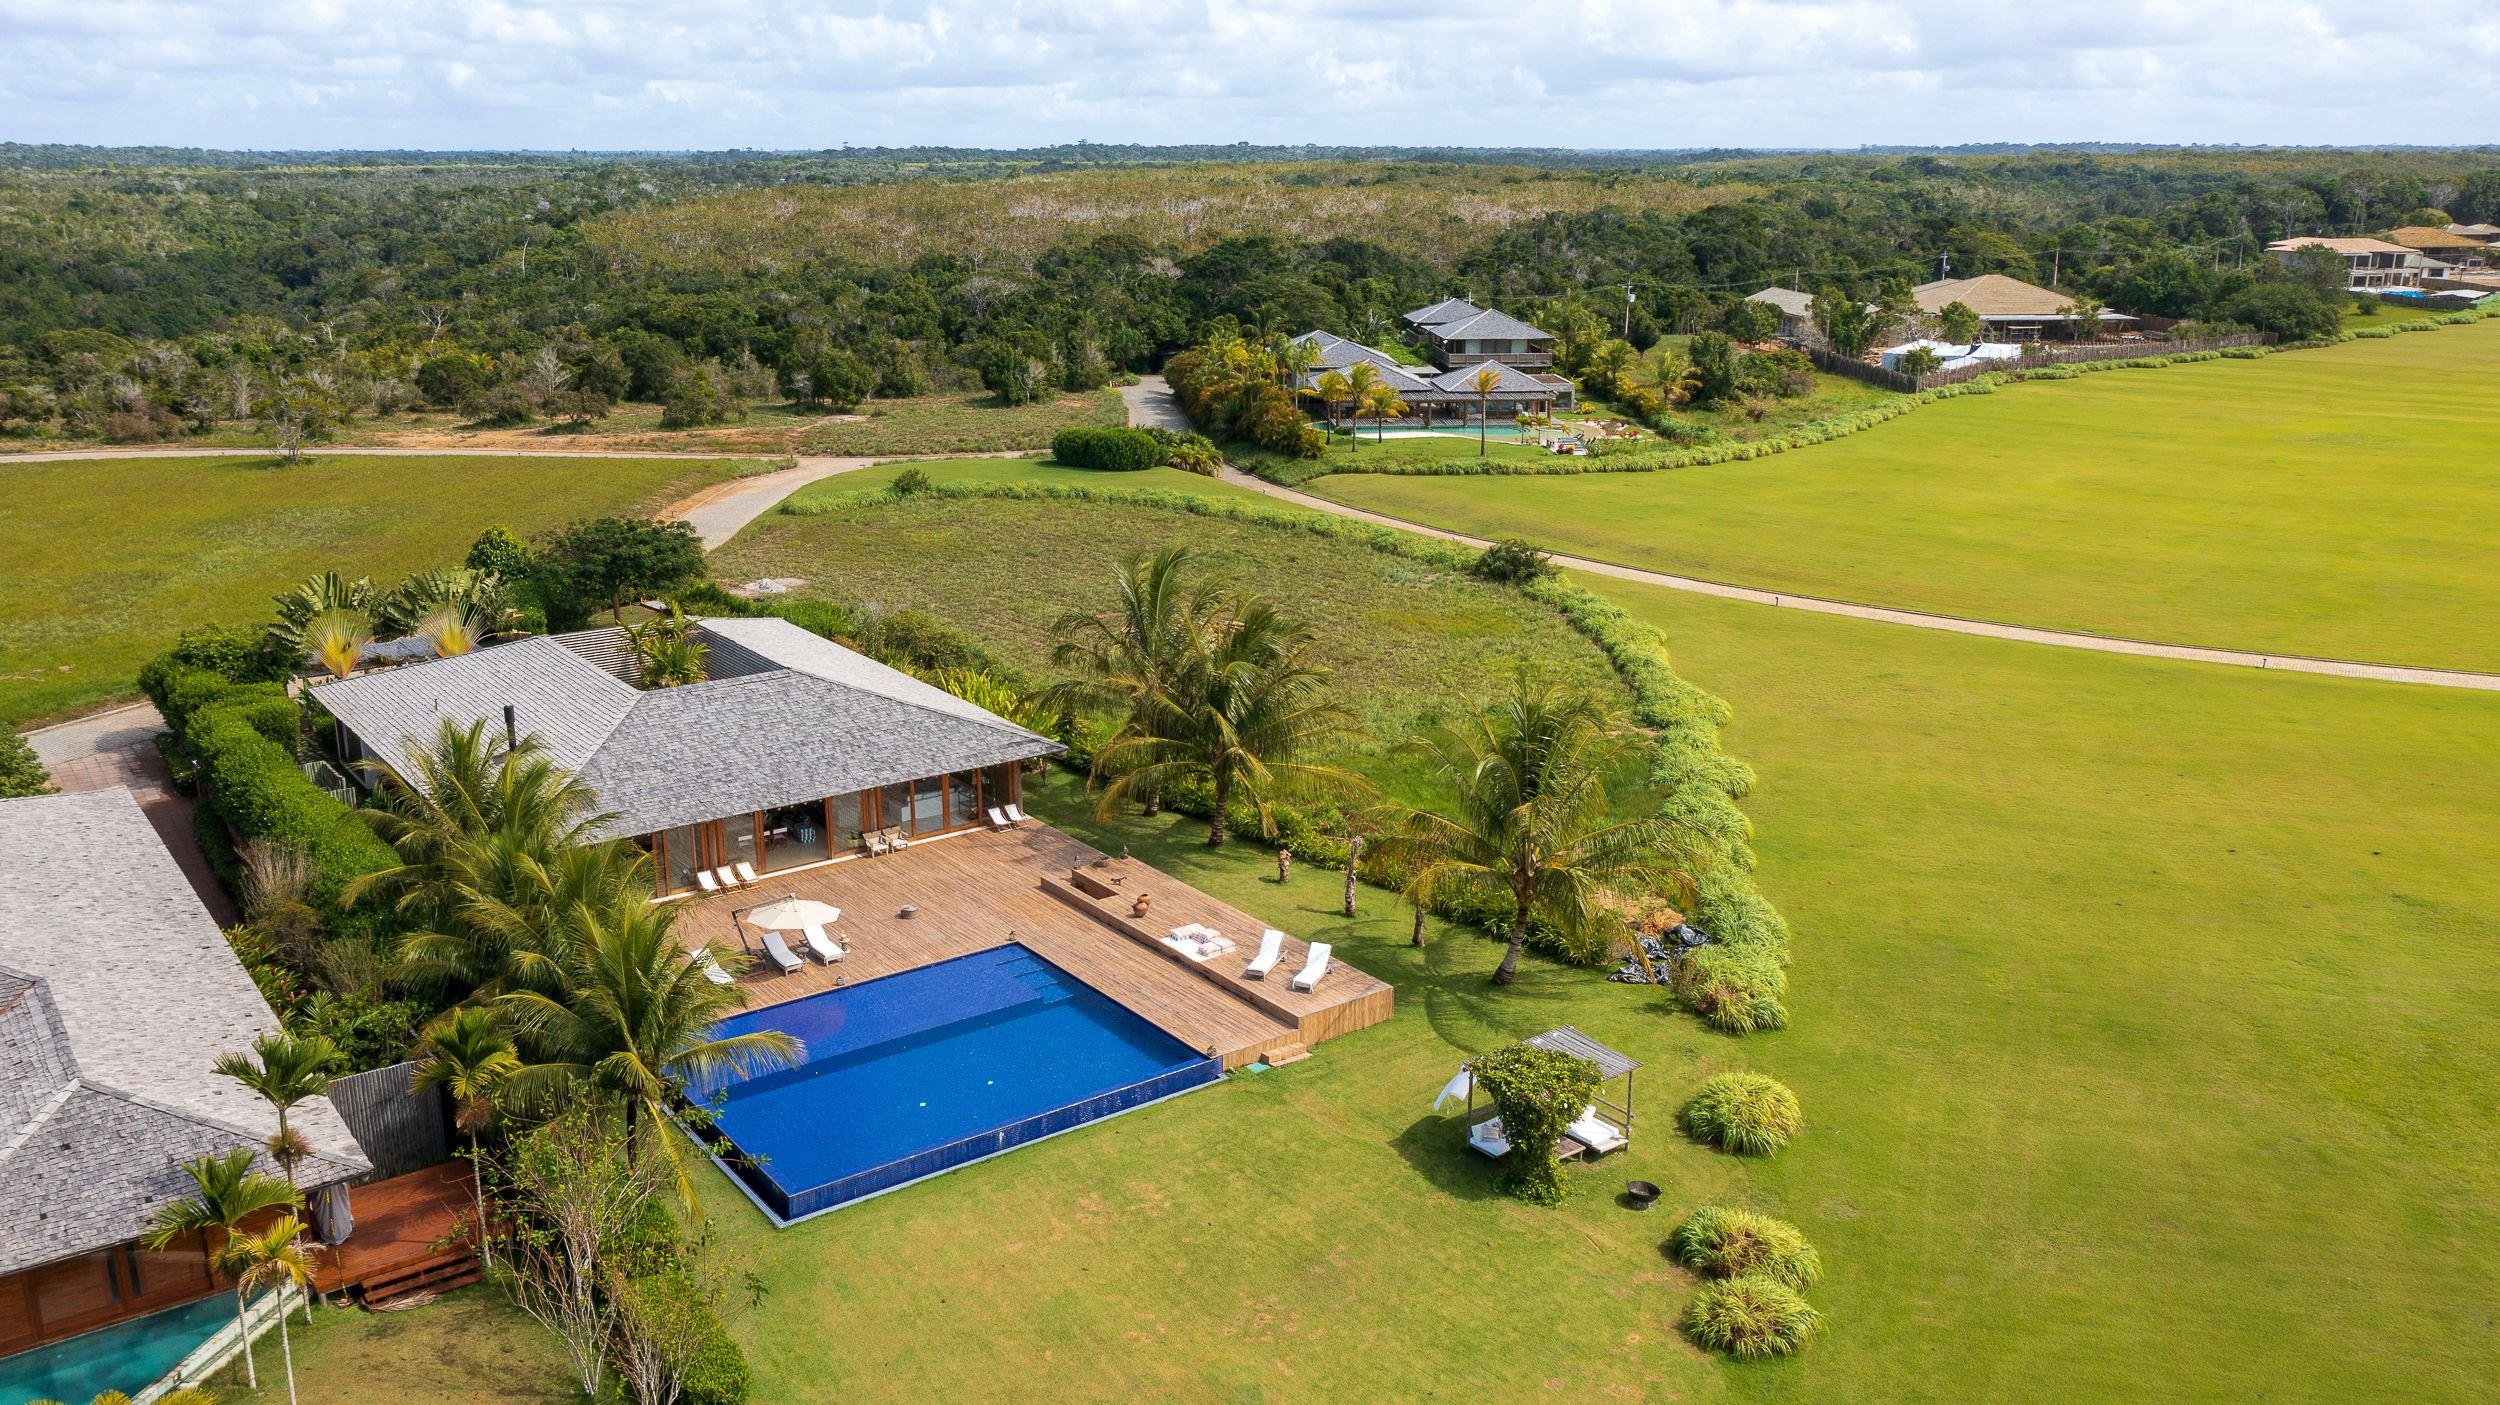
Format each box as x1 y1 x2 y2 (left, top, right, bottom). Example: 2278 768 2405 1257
1130 892 1153 919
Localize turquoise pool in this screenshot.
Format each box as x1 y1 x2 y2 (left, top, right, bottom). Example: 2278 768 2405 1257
0 1293 234 1404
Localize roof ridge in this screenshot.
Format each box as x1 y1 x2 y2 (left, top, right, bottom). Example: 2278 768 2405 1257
0 1078 80 1163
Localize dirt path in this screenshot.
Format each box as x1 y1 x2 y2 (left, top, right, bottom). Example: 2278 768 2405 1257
1214 469 2500 693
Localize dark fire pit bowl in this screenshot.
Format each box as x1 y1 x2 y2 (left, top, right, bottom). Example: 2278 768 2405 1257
1624 1180 1662 1211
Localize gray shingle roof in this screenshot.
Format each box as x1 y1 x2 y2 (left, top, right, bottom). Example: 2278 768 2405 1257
1291 330 1407 374
1422 307 1553 343
1403 297 1484 328
1424 360 1552 394
0 789 368 1274
1747 286 1816 316
316 617 1062 840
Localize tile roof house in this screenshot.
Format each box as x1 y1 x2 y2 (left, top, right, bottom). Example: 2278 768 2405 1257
314 616 1063 899
0 789 369 1360
1912 274 2137 341
1290 331 1574 428
1400 298 1556 370
2384 226 2492 272
2265 236 2426 290
1745 286 1818 339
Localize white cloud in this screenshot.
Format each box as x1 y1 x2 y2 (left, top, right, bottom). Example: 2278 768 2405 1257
0 0 2490 148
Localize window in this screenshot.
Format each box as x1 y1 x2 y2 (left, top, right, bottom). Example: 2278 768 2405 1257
910 779 945 835
948 771 980 828
832 792 866 850
652 824 703 895
761 800 831 872
881 781 913 837
982 763 1016 814
719 815 760 877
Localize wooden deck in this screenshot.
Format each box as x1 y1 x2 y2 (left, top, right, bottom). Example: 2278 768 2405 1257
667 823 1391 1070
311 1162 479 1302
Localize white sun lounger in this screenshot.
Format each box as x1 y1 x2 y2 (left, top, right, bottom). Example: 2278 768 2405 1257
987 807 1010 829
1467 1116 1512 1158
801 924 845 964
1245 929 1286 979
759 931 804 975
695 869 721 894
1002 804 1027 824
1289 941 1332 992
693 949 736 985
1566 1105 1628 1156
713 866 746 890
734 861 761 886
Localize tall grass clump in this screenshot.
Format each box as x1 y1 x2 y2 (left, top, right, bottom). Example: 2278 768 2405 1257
1680 1072 1802 1155
1668 1206 1823 1289
1682 1276 1825 1359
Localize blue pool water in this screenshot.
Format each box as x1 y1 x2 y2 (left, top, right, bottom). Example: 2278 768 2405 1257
695 943 1220 1220
0 1293 235 1405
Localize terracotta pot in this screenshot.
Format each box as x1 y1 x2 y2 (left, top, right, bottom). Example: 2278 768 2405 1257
1130 894 1152 918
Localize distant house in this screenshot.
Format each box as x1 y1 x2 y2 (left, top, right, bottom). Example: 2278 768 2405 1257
1877 340 2023 374
2385 226 2492 273
1911 274 2136 342
0 789 370 1362
1290 330 1572 428
1745 287 1817 340
315 615 1063 899
2265 237 2424 290
2445 223 2500 244
1400 299 1556 370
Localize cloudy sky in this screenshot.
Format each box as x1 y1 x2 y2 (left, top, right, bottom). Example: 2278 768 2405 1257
4 0 2494 151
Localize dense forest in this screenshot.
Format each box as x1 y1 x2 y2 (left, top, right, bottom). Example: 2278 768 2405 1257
4 144 2497 443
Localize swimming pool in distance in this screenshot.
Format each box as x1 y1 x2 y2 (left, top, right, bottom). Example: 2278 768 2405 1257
694 943 1221 1221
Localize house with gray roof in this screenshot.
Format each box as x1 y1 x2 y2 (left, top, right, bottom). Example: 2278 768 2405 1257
313 615 1063 899
1291 330 1574 429
1401 297 1556 370
0 788 369 1361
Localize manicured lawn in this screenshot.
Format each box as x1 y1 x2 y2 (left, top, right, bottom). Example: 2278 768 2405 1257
1309 319 2500 669
712 465 1628 796
0 452 756 727
204 1288 576 1404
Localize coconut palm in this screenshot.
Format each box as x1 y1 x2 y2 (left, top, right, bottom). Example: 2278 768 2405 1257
498 897 802 1204
1046 547 1225 817
141 1149 304 1392
410 1005 520 1268
1376 681 1709 984
300 608 374 682
1090 595 1368 847
212 1031 342 1190
395 837 645 1000
1313 368 1353 443
1461 363 1506 457
1357 378 1410 443
622 605 707 687
348 718 616 924
1641 348 1704 408
228 1215 318 1405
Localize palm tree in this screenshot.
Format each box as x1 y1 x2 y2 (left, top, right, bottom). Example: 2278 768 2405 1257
301 607 373 682
1461 364 1506 457
375 566 519 640
1313 368 1353 444
1091 595 1368 847
1340 362 1383 449
410 1006 520 1268
349 718 616 924
1376 681 1709 984
396 836 645 1000
267 570 378 656
228 1215 319 1405
498 897 802 1205
213 1031 342 1190
141 1149 303 1392
416 601 491 657
1046 547 1224 817
1640 348 1703 409
1357 378 1409 443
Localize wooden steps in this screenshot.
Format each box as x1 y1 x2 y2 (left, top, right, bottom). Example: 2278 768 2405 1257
1260 1042 1311 1067
356 1246 480 1305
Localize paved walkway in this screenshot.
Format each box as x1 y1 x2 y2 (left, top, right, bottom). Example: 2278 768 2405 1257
666 456 877 547
1214 469 2500 693
1121 375 1191 430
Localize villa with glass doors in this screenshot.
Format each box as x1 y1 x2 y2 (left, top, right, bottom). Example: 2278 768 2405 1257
315 615 1063 900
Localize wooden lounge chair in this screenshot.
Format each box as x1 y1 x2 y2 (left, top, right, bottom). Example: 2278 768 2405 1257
1566 1106 1628 1156
695 870 721 894
1244 929 1286 979
734 860 761 886
1290 941 1333 992
801 924 845 964
693 949 737 985
866 830 890 856
888 828 911 849
759 931 804 975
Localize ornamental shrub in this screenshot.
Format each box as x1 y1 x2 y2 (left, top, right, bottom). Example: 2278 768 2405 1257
1682 1276 1825 1359
1668 1206 1823 1289
1681 1072 1803 1156
0 731 52 798
1670 946 1790 1034
1469 1042 1603 1206
1051 425 1162 471
1468 538 1557 585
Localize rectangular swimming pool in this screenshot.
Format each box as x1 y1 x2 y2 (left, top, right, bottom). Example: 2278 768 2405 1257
0 1292 234 1405
693 943 1221 1221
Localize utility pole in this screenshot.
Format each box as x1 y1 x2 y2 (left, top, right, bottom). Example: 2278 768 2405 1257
1935 250 1952 282
1622 284 1636 339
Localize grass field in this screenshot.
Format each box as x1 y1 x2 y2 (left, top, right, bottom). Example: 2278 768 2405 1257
204 1289 575 1404
1309 320 2500 670
0 452 755 727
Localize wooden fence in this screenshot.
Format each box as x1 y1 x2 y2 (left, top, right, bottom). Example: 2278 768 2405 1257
329 1059 451 1179
1808 333 2272 393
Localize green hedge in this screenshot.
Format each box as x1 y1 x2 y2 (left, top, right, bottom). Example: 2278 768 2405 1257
139 659 399 912
793 480 1792 1010
1051 425 1164 471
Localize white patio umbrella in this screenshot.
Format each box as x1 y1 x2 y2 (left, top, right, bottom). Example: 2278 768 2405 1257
741 897 842 931
1432 1068 1473 1113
